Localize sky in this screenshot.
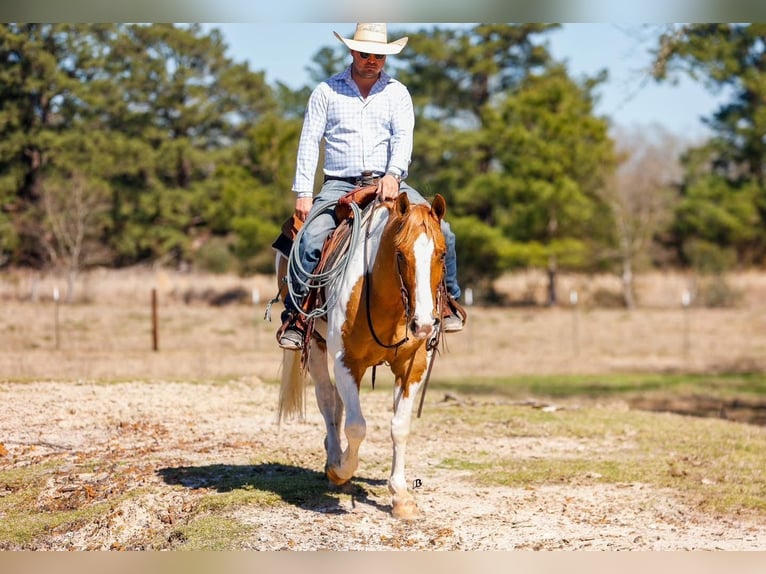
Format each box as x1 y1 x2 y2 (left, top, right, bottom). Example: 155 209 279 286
207 22 727 141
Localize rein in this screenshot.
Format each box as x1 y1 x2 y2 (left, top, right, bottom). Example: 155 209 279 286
363 201 411 351
416 281 446 418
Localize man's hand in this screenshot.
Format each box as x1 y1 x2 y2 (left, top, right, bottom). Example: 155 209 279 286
377 173 400 201
295 196 313 221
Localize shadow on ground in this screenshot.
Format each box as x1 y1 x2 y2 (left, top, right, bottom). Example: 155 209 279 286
157 462 389 514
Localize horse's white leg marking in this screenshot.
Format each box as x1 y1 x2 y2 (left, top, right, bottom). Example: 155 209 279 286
388 366 428 520
411 233 437 339
325 352 366 485
308 343 342 471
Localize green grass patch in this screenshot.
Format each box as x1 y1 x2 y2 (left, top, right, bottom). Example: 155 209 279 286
435 401 766 515
170 515 256 550
434 372 766 400
0 500 112 548
0 462 114 548
158 461 340 513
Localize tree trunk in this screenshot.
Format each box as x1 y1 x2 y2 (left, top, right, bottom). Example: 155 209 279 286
621 261 636 310
547 255 558 306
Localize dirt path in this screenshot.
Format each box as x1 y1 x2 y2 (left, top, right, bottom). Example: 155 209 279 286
2 378 765 550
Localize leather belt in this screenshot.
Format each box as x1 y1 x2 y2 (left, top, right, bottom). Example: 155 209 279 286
324 172 382 186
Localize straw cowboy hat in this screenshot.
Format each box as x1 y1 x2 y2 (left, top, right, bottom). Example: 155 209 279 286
333 23 408 55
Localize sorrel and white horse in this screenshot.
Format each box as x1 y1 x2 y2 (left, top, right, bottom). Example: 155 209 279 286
278 192 447 519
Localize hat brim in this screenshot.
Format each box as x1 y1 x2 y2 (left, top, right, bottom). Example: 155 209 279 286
333 32 408 55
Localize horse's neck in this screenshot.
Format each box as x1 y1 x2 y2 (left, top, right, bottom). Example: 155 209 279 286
365 215 406 309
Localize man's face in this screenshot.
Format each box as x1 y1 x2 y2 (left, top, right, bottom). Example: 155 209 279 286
351 50 387 79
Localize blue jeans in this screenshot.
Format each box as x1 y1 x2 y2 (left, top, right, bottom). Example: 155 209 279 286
285 180 461 314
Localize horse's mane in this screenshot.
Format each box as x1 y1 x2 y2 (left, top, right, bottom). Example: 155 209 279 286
390 202 442 251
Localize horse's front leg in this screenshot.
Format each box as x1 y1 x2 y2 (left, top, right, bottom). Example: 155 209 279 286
325 353 366 486
388 375 423 520
307 340 342 474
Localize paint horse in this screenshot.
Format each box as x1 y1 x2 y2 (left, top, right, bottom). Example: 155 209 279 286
278 192 448 519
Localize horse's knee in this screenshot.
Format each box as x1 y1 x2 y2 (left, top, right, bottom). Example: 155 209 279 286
390 415 411 443
345 418 366 443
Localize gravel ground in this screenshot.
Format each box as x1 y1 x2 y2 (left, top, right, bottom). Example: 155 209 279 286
2 378 765 550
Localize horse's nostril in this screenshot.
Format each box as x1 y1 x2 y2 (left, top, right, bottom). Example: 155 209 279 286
409 319 434 340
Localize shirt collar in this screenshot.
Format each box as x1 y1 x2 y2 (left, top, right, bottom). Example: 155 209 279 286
337 65 393 94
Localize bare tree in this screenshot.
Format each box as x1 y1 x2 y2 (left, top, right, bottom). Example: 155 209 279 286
41 171 110 301
0 225 10 268
605 125 690 308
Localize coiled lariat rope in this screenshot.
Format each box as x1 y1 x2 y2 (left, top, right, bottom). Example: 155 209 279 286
286 199 365 321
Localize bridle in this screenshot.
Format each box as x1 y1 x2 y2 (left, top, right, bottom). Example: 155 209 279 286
362 199 445 417
362 201 445 351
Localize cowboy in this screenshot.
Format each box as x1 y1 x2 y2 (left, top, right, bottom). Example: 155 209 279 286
279 23 464 350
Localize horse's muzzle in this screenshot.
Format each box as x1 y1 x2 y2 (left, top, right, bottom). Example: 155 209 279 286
409 317 438 340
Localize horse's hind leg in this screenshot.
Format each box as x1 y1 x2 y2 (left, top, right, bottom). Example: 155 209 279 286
388 378 423 520
325 357 366 486
307 341 342 473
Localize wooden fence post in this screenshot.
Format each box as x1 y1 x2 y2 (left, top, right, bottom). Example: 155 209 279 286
152 288 159 352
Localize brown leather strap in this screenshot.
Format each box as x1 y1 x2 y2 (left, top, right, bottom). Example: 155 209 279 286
272 213 304 258
334 185 379 220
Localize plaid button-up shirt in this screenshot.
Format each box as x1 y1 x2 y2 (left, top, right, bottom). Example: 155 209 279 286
291 66 414 196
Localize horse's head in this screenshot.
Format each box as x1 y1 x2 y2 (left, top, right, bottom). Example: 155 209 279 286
389 193 448 341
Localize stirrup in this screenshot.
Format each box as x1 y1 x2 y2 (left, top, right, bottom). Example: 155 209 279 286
276 313 306 351
442 313 464 333
442 293 467 332
279 327 304 350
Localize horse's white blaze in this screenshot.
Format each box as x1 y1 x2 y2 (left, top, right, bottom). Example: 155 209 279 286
411 232 436 336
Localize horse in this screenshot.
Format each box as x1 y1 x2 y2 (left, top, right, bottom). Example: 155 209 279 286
277 191 448 520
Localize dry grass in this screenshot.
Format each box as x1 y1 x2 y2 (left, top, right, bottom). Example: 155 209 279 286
1 267 765 381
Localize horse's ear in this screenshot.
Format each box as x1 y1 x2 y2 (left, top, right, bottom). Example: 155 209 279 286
431 194 446 222
395 192 410 216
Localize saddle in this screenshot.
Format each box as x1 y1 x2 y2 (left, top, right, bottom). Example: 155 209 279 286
270 185 378 260
334 184 379 220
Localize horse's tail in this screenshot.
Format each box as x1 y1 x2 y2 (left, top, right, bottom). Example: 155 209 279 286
277 349 306 423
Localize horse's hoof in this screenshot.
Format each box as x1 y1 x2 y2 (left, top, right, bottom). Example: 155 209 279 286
392 498 419 521
326 466 350 486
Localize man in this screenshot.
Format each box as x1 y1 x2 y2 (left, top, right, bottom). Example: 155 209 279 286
279 23 464 350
